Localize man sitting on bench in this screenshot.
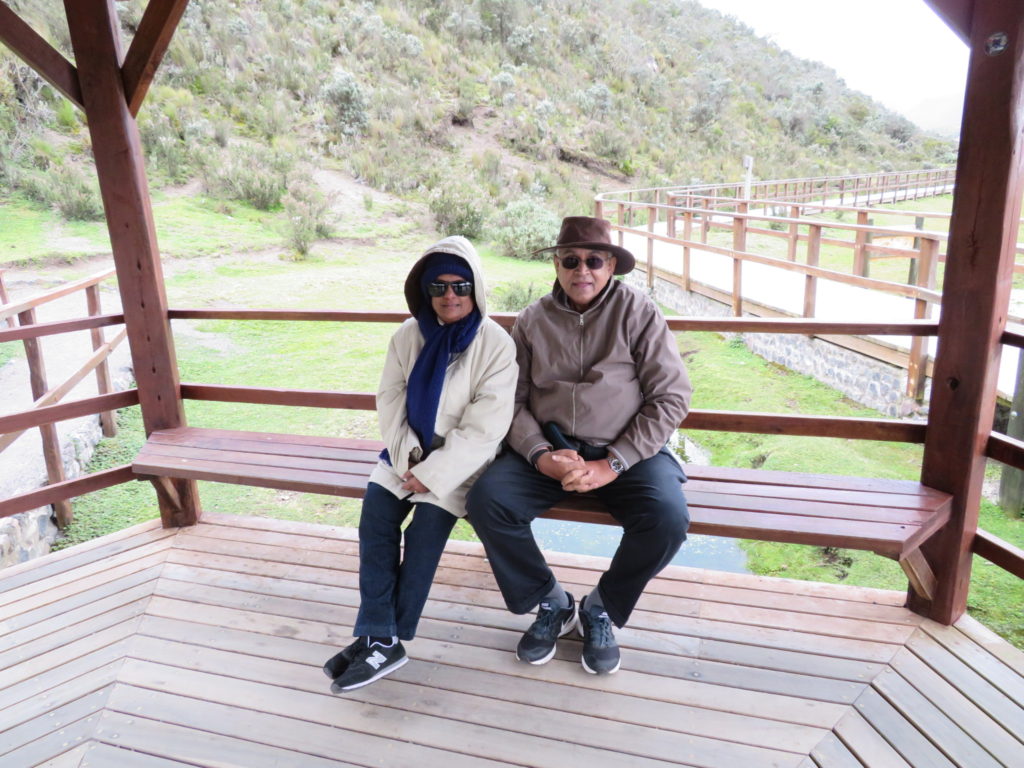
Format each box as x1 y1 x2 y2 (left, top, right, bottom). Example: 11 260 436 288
467 216 692 675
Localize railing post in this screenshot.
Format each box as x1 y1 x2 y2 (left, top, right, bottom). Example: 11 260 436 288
731 202 747 316
804 225 821 318
682 210 692 293
646 204 656 291
907 237 939 401
0 268 16 329
86 284 116 437
667 195 677 239
839 178 846 206
17 307 73 528
853 211 871 277
617 203 625 248
594 197 603 221
700 198 710 243
787 205 800 261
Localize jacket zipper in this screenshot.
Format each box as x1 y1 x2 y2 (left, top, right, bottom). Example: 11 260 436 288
572 313 584 436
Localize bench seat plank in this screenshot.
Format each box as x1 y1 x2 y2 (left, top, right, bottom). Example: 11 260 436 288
133 427 951 560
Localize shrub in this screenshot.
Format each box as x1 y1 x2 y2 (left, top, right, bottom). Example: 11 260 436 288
282 177 333 257
491 196 560 260
428 183 489 239
203 142 295 210
491 280 548 311
321 68 369 137
51 163 104 221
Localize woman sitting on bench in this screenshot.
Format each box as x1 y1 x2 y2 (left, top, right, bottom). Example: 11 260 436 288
323 236 517 692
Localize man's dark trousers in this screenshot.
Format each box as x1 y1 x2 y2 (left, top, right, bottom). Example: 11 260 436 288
466 447 689 628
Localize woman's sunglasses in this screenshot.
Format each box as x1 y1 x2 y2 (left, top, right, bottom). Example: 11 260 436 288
427 280 473 297
555 254 611 271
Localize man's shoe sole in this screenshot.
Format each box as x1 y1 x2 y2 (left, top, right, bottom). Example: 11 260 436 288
581 655 621 675
330 656 409 692
515 607 578 665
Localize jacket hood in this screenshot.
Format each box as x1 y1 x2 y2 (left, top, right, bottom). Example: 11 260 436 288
404 235 488 318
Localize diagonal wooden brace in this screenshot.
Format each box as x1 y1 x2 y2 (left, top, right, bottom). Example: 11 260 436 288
900 548 937 603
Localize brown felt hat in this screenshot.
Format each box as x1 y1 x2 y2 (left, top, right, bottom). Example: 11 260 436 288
532 216 635 275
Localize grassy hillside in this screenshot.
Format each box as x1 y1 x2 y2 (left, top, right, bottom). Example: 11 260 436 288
1 0 956 259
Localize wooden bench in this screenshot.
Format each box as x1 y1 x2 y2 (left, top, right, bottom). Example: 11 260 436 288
133 426 953 600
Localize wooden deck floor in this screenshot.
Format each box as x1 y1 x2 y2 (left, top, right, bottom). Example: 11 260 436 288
1 513 1022 767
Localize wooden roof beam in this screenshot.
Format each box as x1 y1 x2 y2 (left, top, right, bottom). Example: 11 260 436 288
923 0 973 44
122 0 190 116
0 1 83 109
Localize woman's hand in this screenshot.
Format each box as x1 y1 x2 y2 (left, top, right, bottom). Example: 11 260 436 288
536 449 586 482
401 471 430 494
560 459 618 493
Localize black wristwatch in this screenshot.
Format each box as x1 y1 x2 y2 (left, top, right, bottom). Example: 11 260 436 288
607 456 625 475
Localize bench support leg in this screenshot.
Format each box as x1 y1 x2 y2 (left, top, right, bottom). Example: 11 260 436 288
144 476 190 524
900 550 937 604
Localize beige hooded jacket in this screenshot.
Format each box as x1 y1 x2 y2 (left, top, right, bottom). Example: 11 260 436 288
368 236 517 517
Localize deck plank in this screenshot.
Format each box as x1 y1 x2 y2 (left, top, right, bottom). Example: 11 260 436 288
919 619 1024 703
132 616 827 754
0 686 110 763
888 648 1024 765
905 629 1024 736
831 710 912 768
92 709 364 768
809 732 865 767
74 742 200 767
871 666 1001 767
852 687 956 768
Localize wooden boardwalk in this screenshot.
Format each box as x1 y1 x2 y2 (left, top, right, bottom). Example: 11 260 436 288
1 513 1022 767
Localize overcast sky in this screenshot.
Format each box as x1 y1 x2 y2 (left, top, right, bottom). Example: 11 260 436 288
695 0 970 136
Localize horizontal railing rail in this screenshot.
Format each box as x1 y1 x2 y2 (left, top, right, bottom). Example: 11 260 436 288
0 268 124 526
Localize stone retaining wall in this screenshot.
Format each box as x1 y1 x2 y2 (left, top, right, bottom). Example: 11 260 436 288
0 368 133 569
629 272 928 418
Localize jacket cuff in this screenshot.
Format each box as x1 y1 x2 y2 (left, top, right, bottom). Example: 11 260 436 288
608 443 639 471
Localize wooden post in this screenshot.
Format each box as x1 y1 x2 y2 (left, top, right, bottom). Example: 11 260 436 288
593 198 603 221
646 204 656 291
906 238 939 401
803 225 821 318
999 351 1024 514
914 0 1024 624
839 178 846 206
64 0 200 527
731 202 747 316
616 203 625 248
682 211 692 293
853 211 871 277
18 308 72 527
0 268 16 329
787 205 800 261
85 284 116 437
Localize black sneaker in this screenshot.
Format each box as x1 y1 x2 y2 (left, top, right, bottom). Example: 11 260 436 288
322 637 364 680
330 638 408 692
516 593 577 665
577 596 620 675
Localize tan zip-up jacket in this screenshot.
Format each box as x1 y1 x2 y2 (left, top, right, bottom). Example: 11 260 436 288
507 279 691 470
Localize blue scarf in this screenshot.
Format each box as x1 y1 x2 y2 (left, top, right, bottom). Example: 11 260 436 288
405 305 482 456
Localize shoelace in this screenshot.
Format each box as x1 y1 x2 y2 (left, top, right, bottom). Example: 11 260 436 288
530 601 566 637
583 610 615 647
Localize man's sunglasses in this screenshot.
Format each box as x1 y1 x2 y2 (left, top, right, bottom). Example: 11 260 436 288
555 254 612 271
427 280 473 297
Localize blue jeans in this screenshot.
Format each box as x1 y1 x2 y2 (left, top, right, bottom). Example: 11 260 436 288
467 448 688 628
354 482 457 641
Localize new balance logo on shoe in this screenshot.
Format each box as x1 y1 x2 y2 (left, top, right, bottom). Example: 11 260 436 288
365 650 388 670
331 639 408 693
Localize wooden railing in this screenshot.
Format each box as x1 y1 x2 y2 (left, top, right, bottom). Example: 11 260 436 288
0 307 1020 587
590 170 1014 401
0 269 127 527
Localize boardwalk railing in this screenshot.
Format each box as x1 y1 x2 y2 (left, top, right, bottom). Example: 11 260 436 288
0 307 1020 589
0 268 128 527
592 168 1023 401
